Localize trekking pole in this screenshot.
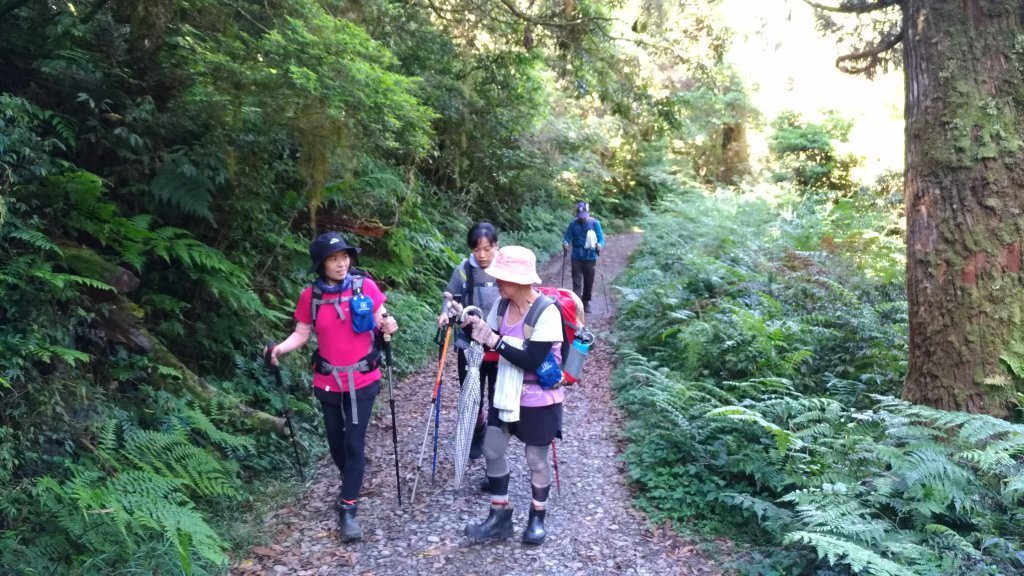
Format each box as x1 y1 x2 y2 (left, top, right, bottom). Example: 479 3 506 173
381 314 402 506
431 371 442 480
560 249 567 288
264 342 306 482
598 252 609 314
551 439 561 497
411 322 453 503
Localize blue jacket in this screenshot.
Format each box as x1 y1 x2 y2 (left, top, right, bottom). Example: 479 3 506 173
563 217 604 261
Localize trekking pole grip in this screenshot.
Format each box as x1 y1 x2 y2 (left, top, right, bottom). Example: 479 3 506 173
264 341 278 371
381 313 394 365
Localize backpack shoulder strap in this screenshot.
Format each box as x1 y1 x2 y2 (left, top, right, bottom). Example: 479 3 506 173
310 283 322 324
523 295 555 340
496 297 510 323
462 259 474 306
352 274 364 296
587 218 596 232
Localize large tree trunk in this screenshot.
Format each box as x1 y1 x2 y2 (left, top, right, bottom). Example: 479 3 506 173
901 1 1024 416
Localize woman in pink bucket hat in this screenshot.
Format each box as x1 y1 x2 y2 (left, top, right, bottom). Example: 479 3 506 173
460 245 564 545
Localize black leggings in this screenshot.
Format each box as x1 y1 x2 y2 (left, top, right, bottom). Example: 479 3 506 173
571 258 597 304
457 350 498 417
316 380 380 502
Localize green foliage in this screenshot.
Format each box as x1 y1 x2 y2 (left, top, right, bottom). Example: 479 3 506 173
613 190 1024 575
2 397 250 574
1 0 739 570
768 111 860 198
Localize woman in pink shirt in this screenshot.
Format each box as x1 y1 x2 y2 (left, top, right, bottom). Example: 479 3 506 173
460 245 563 545
269 232 398 543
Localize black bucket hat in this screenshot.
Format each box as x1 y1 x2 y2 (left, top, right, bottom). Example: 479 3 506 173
308 231 361 274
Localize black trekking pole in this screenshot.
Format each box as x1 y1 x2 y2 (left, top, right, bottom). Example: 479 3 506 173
598 253 609 313
381 314 403 506
264 342 306 482
561 248 567 288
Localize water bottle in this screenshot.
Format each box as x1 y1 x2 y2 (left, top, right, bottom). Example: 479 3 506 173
562 329 595 385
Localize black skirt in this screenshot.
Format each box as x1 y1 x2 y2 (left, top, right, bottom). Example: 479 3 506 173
488 403 563 446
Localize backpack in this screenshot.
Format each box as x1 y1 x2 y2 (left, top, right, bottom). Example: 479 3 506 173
310 270 370 325
309 269 381 375
457 259 496 307
496 286 586 385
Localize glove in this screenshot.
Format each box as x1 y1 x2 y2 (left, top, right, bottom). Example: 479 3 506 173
463 316 498 348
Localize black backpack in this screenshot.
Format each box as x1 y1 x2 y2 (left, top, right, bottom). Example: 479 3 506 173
309 270 368 323
457 259 496 307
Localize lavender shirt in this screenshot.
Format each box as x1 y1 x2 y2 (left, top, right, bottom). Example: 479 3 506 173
487 300 564 407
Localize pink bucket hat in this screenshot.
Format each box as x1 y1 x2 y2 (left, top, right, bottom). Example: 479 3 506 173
487 246 542 285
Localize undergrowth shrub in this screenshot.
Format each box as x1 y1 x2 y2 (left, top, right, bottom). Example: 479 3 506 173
614 189 1024 575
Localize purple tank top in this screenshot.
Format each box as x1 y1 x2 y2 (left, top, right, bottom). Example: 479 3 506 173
501 310 564 407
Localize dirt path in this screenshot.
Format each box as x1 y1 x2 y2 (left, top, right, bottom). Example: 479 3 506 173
231 233 719 576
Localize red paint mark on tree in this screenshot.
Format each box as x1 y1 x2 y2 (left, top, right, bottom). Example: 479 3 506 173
962 252 987 285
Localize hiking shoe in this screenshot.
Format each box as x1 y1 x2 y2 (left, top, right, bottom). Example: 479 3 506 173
583 302 592 314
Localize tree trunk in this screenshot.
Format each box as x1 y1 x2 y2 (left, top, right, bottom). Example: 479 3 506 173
902 1 1024 416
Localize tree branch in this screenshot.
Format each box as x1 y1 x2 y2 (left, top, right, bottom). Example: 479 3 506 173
836 24 905 74
802 0 901 14
495 0 600 28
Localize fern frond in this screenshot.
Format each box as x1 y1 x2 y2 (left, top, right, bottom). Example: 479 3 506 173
706 405 804 451
8 228 62 254
783 531 918 576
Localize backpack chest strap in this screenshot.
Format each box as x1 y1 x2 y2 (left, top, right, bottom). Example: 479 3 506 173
312 295 351 322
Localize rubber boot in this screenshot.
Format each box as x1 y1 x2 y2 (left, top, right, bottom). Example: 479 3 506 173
337 503 363 543
464 506 514 540
522 508 547 545
469 422 486 460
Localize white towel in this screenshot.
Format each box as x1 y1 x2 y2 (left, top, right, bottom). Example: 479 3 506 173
493 337 525 422
584 229 598 250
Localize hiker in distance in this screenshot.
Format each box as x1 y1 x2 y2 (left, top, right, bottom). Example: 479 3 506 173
562 201 605 313
460 245 564 545
268 232 398 543
438 222 501 462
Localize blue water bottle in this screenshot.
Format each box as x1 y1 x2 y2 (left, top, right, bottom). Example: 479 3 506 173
562 329 594 385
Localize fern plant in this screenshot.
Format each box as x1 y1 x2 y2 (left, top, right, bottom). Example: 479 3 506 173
613 189 1023 575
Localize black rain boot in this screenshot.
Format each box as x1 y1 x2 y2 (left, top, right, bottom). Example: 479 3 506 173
469 423 486 460
522 508 546 545
337 503 363 543
464 506 514 540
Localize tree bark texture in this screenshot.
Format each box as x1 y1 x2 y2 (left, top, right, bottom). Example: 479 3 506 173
902 0 1024 416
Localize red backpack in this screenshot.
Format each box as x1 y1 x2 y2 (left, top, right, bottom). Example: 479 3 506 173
496 286 585 385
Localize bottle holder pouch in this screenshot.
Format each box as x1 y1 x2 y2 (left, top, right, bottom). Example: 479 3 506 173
536 350 564 389
349 293 376 334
